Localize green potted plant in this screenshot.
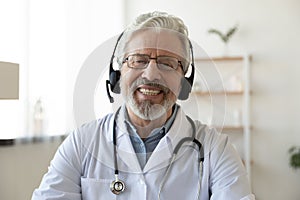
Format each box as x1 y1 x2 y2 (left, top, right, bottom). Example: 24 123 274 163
208 25 238 44
208 24 238 55
288 146 300 170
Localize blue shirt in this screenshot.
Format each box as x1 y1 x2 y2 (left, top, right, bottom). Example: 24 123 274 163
123 104 179 168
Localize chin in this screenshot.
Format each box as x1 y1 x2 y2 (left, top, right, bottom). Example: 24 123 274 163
130 96 175 121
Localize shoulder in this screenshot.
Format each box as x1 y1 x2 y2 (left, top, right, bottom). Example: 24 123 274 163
192 120 236 164
64 113 114 150
193 120 228 146
77 113 114 135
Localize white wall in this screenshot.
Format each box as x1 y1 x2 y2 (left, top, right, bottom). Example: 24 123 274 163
0 0 125 199
0 0 125 139
124 0 300 199
1 0 300 199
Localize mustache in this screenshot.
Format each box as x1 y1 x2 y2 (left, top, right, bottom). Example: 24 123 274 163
130 78 170 94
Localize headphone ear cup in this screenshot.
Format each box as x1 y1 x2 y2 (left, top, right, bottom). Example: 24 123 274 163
109 70 121 94
178 77 192 100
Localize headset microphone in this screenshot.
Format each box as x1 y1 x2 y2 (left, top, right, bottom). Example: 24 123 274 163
106 80 114 103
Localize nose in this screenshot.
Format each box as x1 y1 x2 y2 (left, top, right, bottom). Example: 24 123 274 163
141 60 162 81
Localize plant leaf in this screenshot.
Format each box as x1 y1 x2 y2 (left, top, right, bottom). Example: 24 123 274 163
208 29 227 43
289 146 296 154
226 25 238 39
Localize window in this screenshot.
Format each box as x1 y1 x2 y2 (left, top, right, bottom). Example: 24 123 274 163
0 0 124 139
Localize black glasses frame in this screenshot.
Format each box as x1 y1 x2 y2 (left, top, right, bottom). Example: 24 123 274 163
122 54 184 71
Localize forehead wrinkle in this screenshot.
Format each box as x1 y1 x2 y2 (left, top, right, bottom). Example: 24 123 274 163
124 30 185 59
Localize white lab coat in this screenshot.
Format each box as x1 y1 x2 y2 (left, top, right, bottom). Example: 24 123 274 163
32 107 255 200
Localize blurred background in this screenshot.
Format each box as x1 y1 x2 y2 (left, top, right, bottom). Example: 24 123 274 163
0 0 299 199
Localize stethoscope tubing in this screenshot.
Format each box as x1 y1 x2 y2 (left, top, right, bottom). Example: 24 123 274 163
158 115 204 200
111 108 204 198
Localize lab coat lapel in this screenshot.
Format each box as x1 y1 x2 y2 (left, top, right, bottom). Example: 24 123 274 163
117 133 142 173
114 107 142 173
143 136 173 172
143 108 192 172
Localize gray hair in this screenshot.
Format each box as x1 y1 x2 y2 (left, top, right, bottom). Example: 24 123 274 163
116 11 191 73
127 11 189 36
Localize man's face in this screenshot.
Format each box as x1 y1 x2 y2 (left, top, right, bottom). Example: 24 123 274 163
119 30 185 120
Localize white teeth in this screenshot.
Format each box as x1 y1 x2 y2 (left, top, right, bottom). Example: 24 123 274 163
139 88 160 96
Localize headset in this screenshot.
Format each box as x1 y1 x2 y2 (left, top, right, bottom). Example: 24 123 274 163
106 31 196 103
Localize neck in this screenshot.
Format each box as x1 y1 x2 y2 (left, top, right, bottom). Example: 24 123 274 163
127 107 173 138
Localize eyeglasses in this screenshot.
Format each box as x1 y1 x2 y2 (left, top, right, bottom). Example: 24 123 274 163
122 54 183 71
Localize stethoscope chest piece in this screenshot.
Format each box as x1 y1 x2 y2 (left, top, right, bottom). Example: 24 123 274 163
110 178 125 195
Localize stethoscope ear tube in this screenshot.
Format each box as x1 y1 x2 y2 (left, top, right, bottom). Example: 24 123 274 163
111 109 204 197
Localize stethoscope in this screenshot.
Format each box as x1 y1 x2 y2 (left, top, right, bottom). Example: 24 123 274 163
110 108 205 199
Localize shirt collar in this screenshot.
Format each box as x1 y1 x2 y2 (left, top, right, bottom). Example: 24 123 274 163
121 104 180 139
113 103 193 148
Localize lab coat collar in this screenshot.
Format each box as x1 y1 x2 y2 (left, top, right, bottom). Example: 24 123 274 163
110 104 194 173
112 104 191 141
143 107 193 172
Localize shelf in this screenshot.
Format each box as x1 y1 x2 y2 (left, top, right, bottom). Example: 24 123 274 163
192 91 244 96
189 54 252 181
0 135 67 146
195 55 252 62
0 139 15 146
212 126 244 132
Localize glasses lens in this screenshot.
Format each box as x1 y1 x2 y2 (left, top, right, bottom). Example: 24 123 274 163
157 57 179 70
127 55 149 69
126 54 180 70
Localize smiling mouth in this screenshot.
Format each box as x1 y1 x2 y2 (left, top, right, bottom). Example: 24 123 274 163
138 88 161 96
